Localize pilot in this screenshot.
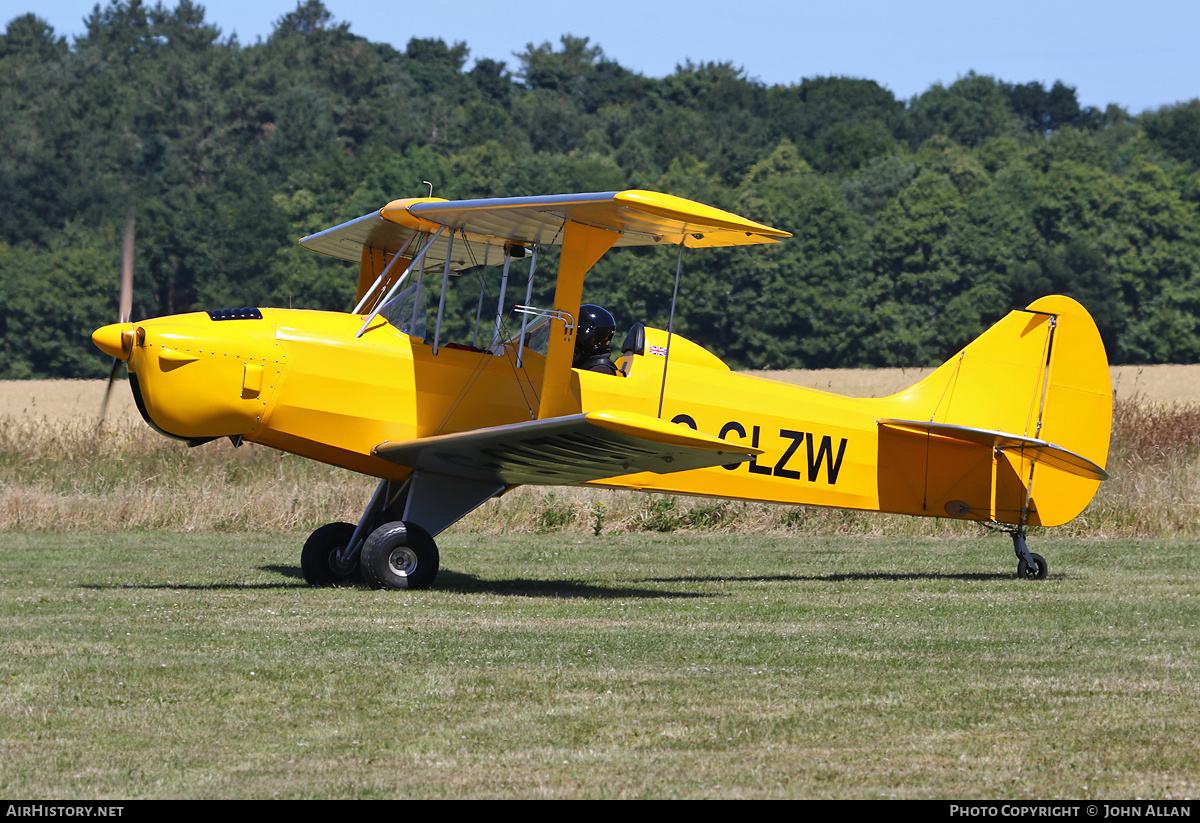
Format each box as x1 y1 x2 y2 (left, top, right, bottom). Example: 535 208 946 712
573 304 619 375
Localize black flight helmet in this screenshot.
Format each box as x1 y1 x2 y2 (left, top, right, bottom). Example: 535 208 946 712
576 304 616 353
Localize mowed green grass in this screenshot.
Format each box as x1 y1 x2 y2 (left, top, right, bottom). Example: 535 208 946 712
1 531 1196 799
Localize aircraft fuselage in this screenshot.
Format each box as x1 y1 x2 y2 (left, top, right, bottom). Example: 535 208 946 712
93 300 1104 529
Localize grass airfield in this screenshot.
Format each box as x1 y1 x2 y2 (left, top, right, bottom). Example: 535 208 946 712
2 531 1197 799
1 369 1198 799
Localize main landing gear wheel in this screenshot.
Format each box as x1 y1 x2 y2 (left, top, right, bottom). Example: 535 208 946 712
301 522 361 587
360 521 440 591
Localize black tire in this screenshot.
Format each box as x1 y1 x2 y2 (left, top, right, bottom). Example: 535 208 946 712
360 521 439 590
1017 552 1048 580
301 522 360 587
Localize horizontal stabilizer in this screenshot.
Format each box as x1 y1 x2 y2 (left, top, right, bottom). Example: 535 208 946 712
374 410 760 485
878 419 1109 481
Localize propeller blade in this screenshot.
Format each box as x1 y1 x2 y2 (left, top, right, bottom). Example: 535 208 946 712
119 206 134 324
97 356 123 432
99 205 135 432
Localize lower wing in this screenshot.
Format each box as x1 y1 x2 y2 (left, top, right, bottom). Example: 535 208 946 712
374 409 760 485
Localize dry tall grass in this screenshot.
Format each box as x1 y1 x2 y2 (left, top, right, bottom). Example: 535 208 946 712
1072 399 1200 536
1 392 1197 538
0 415 373 533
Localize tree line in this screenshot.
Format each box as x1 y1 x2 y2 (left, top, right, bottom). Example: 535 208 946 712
2 0 1199 378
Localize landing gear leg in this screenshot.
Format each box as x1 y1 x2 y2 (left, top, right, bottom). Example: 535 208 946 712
300 470 502 591
1011 530 1048 580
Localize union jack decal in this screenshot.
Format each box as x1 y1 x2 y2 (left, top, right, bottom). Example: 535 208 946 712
648 345 668 356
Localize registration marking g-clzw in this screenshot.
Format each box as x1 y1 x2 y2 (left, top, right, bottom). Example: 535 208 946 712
671 416 849 484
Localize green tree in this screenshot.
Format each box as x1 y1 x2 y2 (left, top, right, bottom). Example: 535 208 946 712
1003 80 1099 134
0 15 77 243
767 76 904 172
1140 100 1200 168
909 72 1021 148
0 222 124 378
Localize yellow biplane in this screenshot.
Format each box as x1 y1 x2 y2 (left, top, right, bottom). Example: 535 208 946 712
92 190 1112 590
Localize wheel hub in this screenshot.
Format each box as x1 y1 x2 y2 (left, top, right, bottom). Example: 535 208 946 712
387 546 419 578
328 551 357 576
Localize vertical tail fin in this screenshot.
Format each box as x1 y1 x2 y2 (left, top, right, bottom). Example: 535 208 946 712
877 296 1111 527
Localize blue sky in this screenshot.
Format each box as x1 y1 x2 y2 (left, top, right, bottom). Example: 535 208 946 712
16 0 1200 114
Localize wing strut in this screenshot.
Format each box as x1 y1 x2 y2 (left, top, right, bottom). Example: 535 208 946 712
490 247 515 347
431 231 456 354
516 245 540 368
471 245 491 348
355 227 445 337
658 243 685 419
352 230 416 314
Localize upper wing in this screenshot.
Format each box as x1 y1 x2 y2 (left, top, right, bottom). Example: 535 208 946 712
373 409 760 485
299 190 791 267
878 419 1109 481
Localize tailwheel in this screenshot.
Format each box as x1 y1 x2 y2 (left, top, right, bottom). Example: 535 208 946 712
1017 552 1048 580
1011 530 1048 580
360 521 440 590
301 522 362 587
